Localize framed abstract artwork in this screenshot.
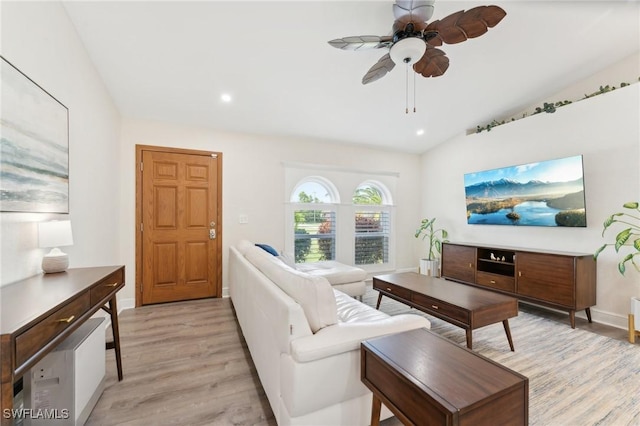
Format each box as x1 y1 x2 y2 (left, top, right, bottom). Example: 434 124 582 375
1 56 69 213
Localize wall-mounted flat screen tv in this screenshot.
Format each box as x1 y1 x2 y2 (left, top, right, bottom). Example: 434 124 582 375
464 155 586 227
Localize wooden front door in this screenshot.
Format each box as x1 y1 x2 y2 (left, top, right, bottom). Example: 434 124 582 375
136 145 222 306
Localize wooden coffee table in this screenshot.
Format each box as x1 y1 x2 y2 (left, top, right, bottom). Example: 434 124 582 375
361 328 528 426
374 272 518 350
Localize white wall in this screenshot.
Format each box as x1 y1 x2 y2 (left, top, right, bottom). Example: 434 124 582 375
119 120 423 302
0 2 121 285
420 82 640 328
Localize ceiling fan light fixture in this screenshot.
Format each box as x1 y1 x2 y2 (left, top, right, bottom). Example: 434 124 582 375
389 37 426 66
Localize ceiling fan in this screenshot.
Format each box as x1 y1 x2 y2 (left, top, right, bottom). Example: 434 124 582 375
328 0 507 85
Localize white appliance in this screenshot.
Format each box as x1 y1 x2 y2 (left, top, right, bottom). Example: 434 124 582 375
24 318 106 426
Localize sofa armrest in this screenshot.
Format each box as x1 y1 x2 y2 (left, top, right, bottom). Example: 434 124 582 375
290 314 430 363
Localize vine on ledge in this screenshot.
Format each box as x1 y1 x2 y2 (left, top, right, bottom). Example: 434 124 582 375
476 79 638 134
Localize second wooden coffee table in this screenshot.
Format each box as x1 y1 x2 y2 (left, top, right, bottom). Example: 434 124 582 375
374 272 518 350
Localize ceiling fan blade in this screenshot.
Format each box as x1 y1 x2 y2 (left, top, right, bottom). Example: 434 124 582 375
328 35 393 50
362 53 396 85
413 47 449 78
393 0 435 22
425 5 506 46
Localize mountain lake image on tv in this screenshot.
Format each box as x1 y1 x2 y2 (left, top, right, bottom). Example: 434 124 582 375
464 155 587 227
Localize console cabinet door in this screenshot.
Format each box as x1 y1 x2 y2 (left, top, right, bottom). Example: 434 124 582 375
516 252 575 308
441 244 476 284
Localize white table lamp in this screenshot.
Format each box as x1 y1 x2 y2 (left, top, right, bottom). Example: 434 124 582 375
38 220 74 273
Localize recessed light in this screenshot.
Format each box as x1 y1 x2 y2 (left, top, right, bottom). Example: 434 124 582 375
416 129 425 136
220 93 232 103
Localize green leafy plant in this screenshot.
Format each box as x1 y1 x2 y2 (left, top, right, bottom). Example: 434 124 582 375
414 218 449 260
594 201 640 275
476 79 638 134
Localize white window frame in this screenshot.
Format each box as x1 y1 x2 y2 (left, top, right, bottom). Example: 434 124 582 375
287 177 339 263
283 163 397 271
352 180 395 272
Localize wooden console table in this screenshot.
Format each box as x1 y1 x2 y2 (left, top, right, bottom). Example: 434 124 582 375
362 328 528 425
0 266 125 425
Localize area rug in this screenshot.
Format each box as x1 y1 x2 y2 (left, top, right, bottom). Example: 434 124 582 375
363 288 640 426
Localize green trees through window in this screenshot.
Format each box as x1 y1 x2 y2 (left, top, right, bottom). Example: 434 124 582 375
354 185 388 265
294 190 335 263
291 179 391 266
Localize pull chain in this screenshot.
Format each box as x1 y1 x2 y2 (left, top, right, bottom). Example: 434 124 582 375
413 71 417 113
404 61 417 114
405 63 409 114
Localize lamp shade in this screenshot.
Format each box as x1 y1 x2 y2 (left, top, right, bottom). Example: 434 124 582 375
38 220 74 248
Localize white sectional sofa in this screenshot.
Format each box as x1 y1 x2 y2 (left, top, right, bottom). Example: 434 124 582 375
296 260 366 297
229 240 431 425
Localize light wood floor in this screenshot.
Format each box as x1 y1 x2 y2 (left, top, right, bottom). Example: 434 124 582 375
87 296 630 425
86 297 276 426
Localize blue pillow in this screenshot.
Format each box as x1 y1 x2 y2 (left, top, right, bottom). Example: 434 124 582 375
255 243 278 256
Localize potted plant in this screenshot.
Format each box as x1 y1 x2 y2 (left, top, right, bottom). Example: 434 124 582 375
594 201 640 343
415 217 449 277
594 201 640 275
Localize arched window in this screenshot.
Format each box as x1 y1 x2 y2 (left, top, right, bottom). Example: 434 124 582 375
353 181 392 265
290 177 338 263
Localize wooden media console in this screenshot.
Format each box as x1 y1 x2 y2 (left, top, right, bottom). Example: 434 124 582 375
441 242 596 328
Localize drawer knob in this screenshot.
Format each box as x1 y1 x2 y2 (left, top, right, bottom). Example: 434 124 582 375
386 287 392 292
431 305 439 310
490 280 496 284
105 282 119 287
55 315 75 324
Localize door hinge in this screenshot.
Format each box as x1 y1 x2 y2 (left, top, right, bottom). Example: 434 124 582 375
140 162 144 172
140 223 143 232
211 153 218 158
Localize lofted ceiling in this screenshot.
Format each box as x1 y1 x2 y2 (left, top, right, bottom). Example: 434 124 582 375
62 1 640 154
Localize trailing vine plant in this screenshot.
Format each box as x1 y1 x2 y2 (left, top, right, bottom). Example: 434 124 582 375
476 79 639 133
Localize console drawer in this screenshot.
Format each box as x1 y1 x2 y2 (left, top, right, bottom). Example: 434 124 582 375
90 267 124 305
373 280 411 300
412 292 469 324
476 271 515 292
15 291 91 368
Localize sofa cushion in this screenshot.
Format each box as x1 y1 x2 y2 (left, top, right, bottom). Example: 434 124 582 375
245 246 337 333
296 261 366 285
277 251 297 269
334 290 389 323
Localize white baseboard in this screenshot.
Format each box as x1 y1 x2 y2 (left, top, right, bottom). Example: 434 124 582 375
119 297 135 312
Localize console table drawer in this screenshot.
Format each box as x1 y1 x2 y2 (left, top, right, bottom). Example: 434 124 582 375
14 291 91 368
476 271 515 292
90 268 124 305
412 293 469 324
373 280 411 300
363 349 448 424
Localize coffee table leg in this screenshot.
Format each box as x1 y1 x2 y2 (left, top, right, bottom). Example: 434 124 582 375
371 394 382 426
376 293 383 310
465 330 473 350
503 319 515 352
